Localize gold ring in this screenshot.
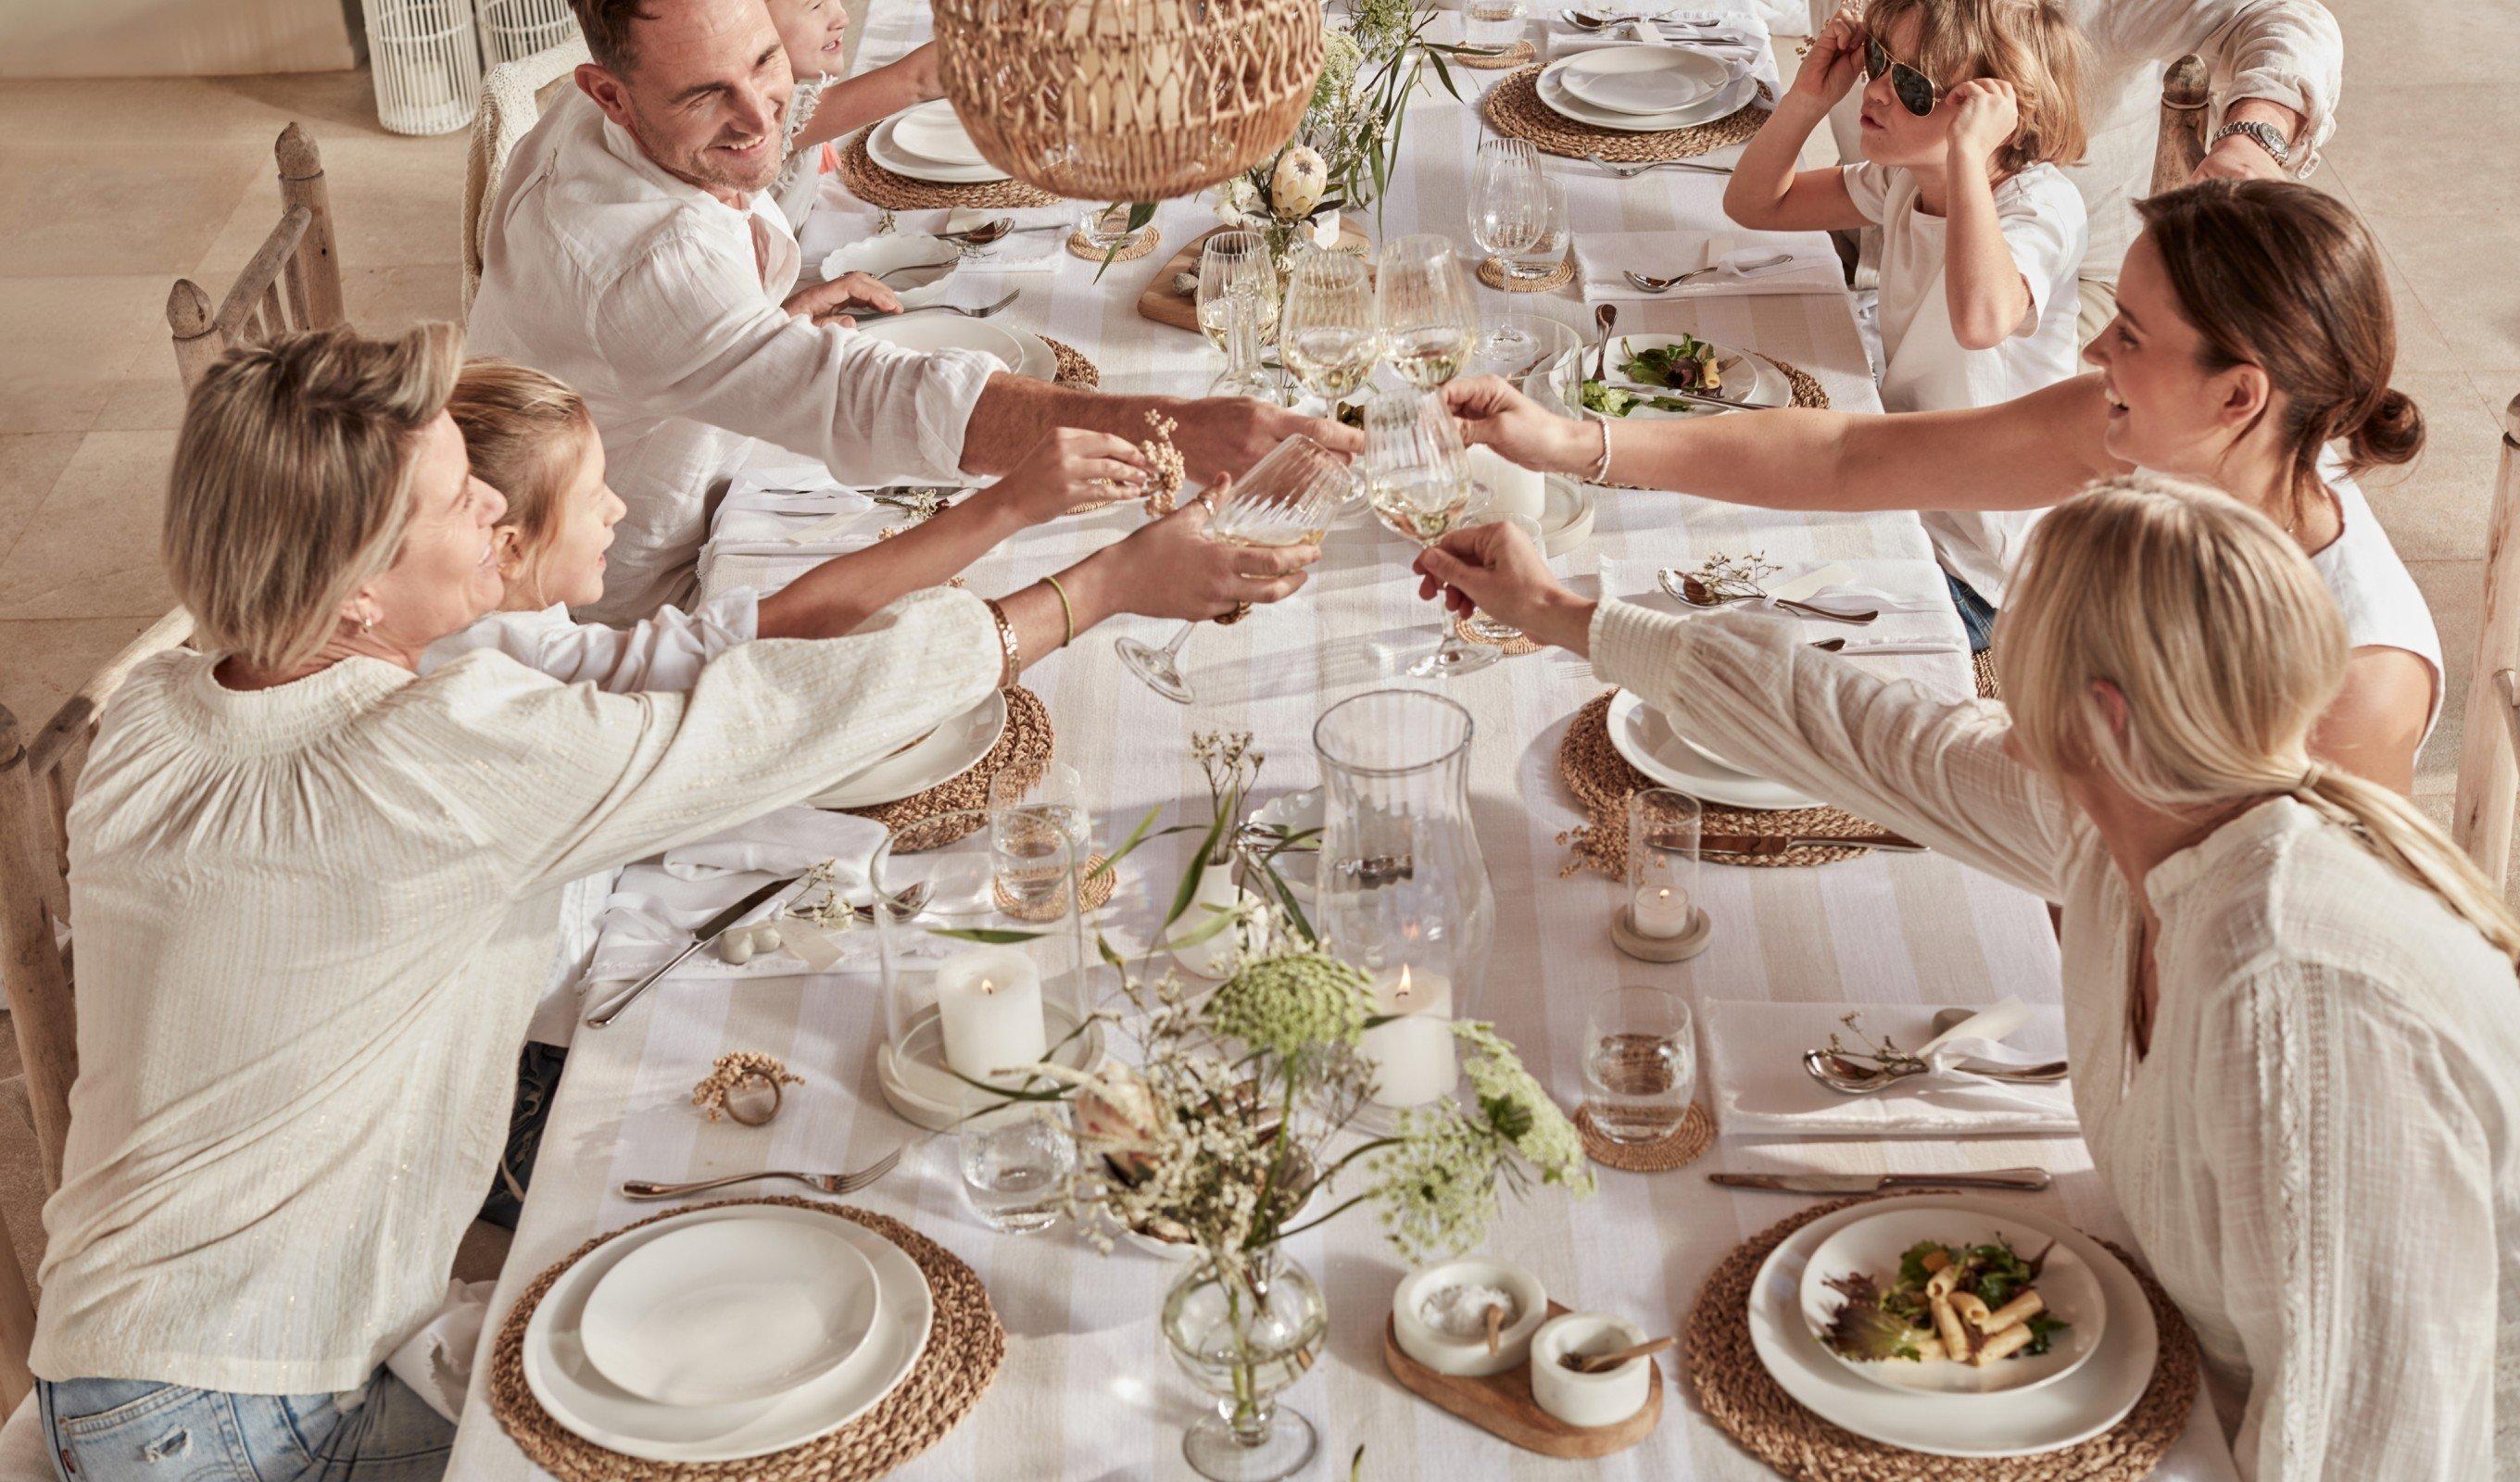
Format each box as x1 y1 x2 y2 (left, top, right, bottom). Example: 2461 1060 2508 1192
1214 601 1253 626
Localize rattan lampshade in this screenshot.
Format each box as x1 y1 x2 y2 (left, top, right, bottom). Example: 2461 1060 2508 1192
932 0 1325 201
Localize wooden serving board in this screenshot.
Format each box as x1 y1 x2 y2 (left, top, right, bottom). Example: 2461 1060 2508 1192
1134 220 1375 334
1382 1305 1664 1459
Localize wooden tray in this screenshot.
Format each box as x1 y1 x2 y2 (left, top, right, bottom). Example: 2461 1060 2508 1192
1382 1305 1664 1459
1135 220 1373 334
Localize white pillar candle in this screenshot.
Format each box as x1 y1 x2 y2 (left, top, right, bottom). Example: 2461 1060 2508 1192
1630 883 1694 938
935 946 1048 1083
1466 446 1547 525
1362 966 1458 1108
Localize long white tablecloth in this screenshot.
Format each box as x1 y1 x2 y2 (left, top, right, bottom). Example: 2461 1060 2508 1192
447 8 2242 1477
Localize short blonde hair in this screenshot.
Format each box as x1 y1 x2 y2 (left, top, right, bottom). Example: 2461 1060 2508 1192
1863 0 2088 172
165 323 462 672
446 358 593 557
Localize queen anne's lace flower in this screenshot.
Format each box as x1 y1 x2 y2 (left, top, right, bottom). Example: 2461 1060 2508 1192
1369 1109 1507 1262
1455 1021 1594 1194
1208 951 1372 1058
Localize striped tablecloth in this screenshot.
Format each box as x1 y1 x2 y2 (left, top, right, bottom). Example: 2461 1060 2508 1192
445 6 2241 1478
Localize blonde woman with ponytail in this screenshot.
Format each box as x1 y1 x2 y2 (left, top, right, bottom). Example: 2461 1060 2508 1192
1410 475 2520 1482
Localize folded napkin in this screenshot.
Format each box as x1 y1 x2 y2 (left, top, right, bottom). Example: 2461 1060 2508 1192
1702 998 2078 1137
1576 232 1845 303
1599 555 1951 615
585 810 887 986
662 805 887 881
384 1279 493 1423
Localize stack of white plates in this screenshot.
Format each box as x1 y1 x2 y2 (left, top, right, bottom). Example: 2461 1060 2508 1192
523 1204 935 1463
866 99 1009 183
1538 44 1757 132
1606 688 1824 811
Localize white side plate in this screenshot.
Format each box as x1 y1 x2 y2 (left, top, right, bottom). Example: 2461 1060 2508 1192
1606 689 1822 811
1556 45 1735 116
1537 61 1754 132
813 691 1007 810
866 117 1008 183
578 1218 879 1409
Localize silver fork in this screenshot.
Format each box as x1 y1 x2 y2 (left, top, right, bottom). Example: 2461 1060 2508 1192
621 1146 903 1202
876 288 1020 320
1625 252 1796 292
1586 153 1735 180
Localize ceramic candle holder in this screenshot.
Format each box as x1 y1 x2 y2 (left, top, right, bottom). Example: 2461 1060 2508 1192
1530 1312 1653 1428
1391 1257 1548 1377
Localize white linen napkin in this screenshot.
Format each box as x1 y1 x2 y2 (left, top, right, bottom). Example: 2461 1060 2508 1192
1702 998 2078 1137
1576 232 1845 303
384 1279 493 1423
586 866 868 985
662 806 887 881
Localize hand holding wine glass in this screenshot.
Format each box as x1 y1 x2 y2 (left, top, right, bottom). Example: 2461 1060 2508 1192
1358 391 1500 678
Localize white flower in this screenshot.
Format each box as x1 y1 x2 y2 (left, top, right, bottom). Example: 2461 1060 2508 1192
1269 145 1328 219
1213 176 1266 227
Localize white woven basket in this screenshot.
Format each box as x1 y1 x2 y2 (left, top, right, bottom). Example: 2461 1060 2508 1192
367 0 483 135
476 0 580 67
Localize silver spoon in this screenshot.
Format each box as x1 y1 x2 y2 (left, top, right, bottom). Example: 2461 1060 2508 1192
1624 252 1795 293
1587 153 1735 180
1657 569 1879 623
1802 1049 2071 1096
875 257 959 283
1565 10 1728 30
1592 302 1618 383
938 218 1067 248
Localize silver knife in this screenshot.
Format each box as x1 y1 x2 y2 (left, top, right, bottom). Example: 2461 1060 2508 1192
1600 381 1758 414
1708 1168 2051 1194
583 873 802 1029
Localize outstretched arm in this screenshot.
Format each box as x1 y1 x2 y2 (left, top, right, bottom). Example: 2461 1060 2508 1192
789 44 944 151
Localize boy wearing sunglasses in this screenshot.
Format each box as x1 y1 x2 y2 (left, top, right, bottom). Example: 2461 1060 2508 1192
1723 0 2088 641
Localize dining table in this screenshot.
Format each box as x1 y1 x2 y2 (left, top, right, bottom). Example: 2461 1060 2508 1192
444 3 2245 1477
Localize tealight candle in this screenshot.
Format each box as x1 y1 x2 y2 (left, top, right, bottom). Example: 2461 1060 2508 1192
934 946 1048 1084
1467 446 1547 525
1631 884 1694 939
1360 966 1456 1108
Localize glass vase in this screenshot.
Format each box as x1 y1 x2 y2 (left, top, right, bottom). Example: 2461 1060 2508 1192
1160 1251 1329 1481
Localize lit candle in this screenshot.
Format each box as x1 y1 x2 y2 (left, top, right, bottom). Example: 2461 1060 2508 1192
934 946 1048 1084
1466 446 1547 525
1361 966 1458 1108
1630 883 1695 939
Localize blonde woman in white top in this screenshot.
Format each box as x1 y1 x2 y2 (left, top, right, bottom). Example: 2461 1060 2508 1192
1413 477 2519 1482
31 325 1317 1482
1450 180 2439 791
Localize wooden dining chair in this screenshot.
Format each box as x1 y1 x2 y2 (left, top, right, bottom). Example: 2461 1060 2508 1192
2148 56 2211 195
167 123 346 392
463 35 591 318
2451 393 2520 887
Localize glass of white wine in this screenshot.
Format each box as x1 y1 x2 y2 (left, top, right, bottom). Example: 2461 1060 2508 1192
1114 433 1351 704
1358 391 1501 679
1197 230 1279 403
1374 234 1478 392
1279 247 1380 413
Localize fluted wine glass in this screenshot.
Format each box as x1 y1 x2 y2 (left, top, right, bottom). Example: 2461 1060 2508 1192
1467 141 1544 358
1358 392 1499 679
1278 248 1380 407
1374 235 1478 391
1197 230 1279 403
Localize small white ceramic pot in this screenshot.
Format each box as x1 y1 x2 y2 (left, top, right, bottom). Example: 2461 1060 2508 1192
1529 1312 1652 1428
1391 1257 1549 1377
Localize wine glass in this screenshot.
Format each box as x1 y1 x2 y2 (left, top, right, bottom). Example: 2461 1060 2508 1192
1115 434 1352 704
1278 248 1380 412
1458 510 1545 647
1505 176 1569 285
1375 235 1478 391
1467 143 1543 357
1358 391 1500 679
1197 230 1279 402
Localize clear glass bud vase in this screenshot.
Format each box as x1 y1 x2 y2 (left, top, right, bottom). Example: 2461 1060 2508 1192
1160 1250 1329 1481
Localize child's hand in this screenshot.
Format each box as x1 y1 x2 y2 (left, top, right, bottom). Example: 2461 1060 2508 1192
1945 79 2020 167
1789 7 1867 108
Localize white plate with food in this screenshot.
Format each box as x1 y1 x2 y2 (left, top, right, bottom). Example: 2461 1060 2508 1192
523 1204 933 1463
1537 60 1756 132
847 313 1027 375
888 98 989 168
818 232 959 309
813 691 1006 810
1798 1205 2107 1396
579 1217 881 1408
1748 1196 2157 1457
1555 44 1737 116
1581 333 1791 421
865 116 1007 183
1606 689 1821 811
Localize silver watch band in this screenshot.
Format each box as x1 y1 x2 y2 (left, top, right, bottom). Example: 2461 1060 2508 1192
2210 119 2292 170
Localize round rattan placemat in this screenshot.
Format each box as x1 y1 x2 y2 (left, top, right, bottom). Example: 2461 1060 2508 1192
1686 1195 2199 1482
1452 610 1543 654
1556 689 1892 872
838 129 1058 211
842 685 1051 848
1478 252 1574 293
1041 335 1100 388
1066 226 1162 263
1455 38 1537 69
1481 66 1769 162
488 1197 1007 1482
1575 1100 1715 1171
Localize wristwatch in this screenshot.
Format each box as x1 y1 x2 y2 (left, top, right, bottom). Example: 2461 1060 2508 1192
2210 119 2293 170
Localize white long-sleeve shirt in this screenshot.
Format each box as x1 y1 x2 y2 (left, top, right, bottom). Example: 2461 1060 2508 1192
466 88 994 622
1591 600 2518 1482
32 588 1001 1394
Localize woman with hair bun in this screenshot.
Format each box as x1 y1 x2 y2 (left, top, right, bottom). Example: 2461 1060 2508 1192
1446 179 2439 791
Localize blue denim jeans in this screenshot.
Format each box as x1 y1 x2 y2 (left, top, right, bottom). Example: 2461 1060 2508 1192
1945 570 1998 654
38 1368 451 1482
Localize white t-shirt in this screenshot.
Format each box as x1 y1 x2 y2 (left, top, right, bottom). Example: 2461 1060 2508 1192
2310 473 2444 745
1842 160 2087 606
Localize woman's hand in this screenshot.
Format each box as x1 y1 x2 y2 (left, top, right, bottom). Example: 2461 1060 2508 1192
1167 396 1364 485
1413 521 1595 656
1790 7 1867 108
1944 79 2020 169
980 427 1153 525
1443 375 1599 474
1091 496 1319 621
782 270 901 326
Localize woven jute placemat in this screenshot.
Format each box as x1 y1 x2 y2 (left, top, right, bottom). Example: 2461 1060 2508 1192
1041 335 1100 388
1452 610 1542 654
1481 66 1768 162
1687 1195 2200 1482
1478 252 1574 293
1557 689 1893 872
838 129 1057 211
1455 38 1537 69
489 1197 1007 1482
842 685 1051 848
994 851 1116 917
1575 1100 1715 1171
1066 226 1162 263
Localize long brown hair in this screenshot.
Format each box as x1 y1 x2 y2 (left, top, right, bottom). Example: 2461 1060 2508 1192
2136 180 2424 534
1861 0 2088 173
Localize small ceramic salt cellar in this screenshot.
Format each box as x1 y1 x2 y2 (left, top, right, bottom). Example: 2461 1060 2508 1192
1529 1312 1653 1428
1391 1257 1548 1377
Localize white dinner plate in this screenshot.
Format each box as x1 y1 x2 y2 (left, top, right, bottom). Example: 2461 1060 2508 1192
579 1217 880 1408
1748 1196 2158 1457
847 313 1027 375
1556 44 1736 116
1537 60 1756 132
1606 688 1822 810
1591 334 1791 422
813 691 1007 809
523 1205 934 1463
888 98 989 167
1797 1204 2108 1397
865 117 1008 183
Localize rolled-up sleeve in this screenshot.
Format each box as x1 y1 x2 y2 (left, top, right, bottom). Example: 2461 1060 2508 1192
2104 0 2344 171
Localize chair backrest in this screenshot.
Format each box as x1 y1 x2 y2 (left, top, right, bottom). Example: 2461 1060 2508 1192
167 124 346 391
463 36 592 318
2149 56 2211 196
2452 393 2520 885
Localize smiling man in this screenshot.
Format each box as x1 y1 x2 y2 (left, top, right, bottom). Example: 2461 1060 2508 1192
469 0 1352 622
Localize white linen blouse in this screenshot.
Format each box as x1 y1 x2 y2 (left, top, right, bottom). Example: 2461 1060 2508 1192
1590 600 2519 1482
32 588 1001 1395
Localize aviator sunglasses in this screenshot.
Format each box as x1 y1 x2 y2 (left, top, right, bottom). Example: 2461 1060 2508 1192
1863 33 1939 117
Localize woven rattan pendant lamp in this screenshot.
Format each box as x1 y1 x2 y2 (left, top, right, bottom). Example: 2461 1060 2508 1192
932 0 1324 201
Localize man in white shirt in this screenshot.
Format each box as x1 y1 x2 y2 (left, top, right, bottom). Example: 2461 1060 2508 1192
470 0 1354 622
